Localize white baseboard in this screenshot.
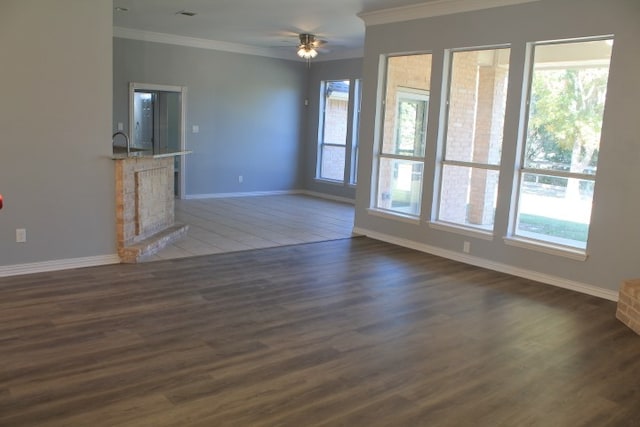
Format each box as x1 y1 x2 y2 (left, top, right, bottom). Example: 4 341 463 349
353 227 618 302
0 254 121 278
185 190 298 199
184 189 356 204
300 190 355 205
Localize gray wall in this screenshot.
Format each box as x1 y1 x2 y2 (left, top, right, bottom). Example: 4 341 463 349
304 58 363 200
0 0 115 266
355 0 640 293
113 38 308 196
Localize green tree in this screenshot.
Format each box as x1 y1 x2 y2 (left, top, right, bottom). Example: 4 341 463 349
526 67 609 197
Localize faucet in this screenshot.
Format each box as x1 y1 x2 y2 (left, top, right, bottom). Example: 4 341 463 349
112 131 131 156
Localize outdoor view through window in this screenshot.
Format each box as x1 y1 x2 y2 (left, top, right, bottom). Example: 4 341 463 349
515 38 613 249
438 47 510 230
318 80 350 181
376 54 432 216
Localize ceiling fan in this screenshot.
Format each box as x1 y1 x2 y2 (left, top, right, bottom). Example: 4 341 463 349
296 33 326 61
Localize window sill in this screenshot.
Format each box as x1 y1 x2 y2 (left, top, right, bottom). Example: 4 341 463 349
314 178 345 186
503 236 588 261
427 221 494 241
367 208 421 225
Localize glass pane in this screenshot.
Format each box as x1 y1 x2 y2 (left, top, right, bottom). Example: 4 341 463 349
524 39 612 175
376 158 424 216
439 165 499 230
133 91 155 151
322 80 350 146
381 54 432 157
320 145 346 181
516 173 594 248
445 48 510 165
395 95 429 156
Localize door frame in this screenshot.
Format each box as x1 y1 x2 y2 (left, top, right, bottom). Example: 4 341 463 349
129 82 187 199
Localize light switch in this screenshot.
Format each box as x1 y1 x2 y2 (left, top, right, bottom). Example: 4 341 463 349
192 125 199 133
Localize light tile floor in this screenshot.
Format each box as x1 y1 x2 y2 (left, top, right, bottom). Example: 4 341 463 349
146 194 355 261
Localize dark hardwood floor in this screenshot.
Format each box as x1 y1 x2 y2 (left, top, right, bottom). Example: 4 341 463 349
1 237 639 426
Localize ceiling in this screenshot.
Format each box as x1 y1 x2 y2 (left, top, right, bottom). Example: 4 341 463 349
112 0 435 61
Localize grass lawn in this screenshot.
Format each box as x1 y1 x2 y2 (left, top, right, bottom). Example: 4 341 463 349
518 213 588 242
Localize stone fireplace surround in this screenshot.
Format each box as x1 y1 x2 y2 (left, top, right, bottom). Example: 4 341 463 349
114 156 188 263
617 279 640 336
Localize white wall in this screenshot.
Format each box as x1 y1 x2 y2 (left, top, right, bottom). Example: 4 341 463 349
0 0 116 269
355 0 640 298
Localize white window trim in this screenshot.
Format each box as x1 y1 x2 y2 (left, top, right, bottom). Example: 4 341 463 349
510 36 611 252
427 221 494 240
349 79 362 185
504 236 588 261
313 177 346 186
367 207 421 225
372 53 433 218
374 91 430 215
433 46 509 233
317 80 350 182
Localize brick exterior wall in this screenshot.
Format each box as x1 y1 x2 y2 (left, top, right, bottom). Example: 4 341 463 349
320 97 348 180
440 51 508 227
323 98 348 145
375 51 507 220
440 51 479 223
467 66 507 225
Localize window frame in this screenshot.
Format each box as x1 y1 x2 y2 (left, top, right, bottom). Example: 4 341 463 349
316 79 350 182
508 36 613 254
349 79 362 186
316 78 361 186
372 53 433 219
393 88 430 157
433 46 511 234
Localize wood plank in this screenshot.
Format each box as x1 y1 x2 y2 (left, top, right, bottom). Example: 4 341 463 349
0 237 639 426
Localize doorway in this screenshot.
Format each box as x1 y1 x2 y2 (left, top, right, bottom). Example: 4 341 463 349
129 83 187 198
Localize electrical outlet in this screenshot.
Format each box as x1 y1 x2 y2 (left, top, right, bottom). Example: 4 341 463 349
117 122 124 131
238 175 243 183
16 228 26 243
463 241 470 253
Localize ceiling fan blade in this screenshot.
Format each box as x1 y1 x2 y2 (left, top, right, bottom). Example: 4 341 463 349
312 39 327 48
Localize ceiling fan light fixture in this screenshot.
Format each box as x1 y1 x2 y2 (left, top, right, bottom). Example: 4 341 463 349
297 33 319 60
297 46 318 59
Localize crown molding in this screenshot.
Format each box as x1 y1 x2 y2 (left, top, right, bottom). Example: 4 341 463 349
113 27 291 59
358 0 541 26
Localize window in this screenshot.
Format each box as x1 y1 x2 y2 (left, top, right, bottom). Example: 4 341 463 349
375 54 432 216
318 80 350 181
513 38 613 249
437 47 510 231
